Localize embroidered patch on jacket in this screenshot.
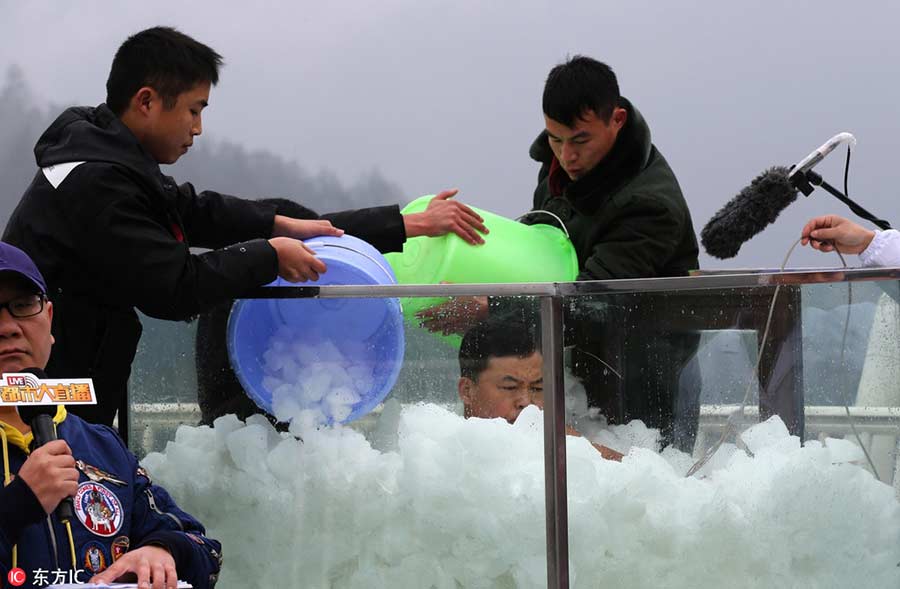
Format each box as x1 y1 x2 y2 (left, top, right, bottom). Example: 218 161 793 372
111 536 130 561
83 541 108 574
76 460 127 486
74 482 124 537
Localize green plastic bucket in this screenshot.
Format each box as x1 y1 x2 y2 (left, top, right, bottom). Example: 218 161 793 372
385 195 578 345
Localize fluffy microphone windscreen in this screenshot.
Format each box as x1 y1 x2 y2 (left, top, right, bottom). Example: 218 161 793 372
701 166 798 259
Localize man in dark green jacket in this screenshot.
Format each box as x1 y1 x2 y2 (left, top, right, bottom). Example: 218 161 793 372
528 60 697 280
419 56 701 448
525 56 701 449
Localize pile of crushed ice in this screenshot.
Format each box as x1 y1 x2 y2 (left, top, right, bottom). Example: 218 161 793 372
143 404 900 588
261 326 375 425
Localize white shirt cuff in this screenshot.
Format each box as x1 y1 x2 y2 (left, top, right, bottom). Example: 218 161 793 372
859 229 900 267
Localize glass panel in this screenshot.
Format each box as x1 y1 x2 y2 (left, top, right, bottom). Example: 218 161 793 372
564 278 900 587
128 293 551 588
125 273 900 587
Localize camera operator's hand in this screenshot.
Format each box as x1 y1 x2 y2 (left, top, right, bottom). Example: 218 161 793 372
801 214 875 254
17 439 79 514
268 237 327 282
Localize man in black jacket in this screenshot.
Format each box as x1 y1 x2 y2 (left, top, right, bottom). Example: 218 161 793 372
2 26 485 437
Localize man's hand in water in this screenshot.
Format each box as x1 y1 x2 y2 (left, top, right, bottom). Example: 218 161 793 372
417 295 489 335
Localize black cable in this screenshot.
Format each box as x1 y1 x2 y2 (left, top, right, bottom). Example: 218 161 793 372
844 145 851 200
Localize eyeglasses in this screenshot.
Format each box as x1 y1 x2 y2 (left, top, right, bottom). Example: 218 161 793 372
0 294 46 318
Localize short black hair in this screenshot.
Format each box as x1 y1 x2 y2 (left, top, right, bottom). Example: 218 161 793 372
459 314 540 381
106 26 224 116
542 55 620 126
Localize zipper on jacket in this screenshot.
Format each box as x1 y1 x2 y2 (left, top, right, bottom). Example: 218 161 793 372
145 488 184 530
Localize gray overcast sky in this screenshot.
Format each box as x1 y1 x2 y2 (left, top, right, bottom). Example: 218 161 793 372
2 0 899 268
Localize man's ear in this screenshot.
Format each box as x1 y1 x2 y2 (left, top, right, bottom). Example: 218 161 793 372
458 377 478 418
458 377 475 404
46 300 54 344
131 86 157 117
610 106 627 132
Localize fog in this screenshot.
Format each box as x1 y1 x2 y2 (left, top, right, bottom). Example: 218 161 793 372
2 0 899 268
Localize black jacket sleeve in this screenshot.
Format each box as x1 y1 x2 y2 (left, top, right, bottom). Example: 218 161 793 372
319 205 407 254
75 166 278 320
175 182 278 250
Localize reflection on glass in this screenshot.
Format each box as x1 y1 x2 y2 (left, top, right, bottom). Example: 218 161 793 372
127 279 900 587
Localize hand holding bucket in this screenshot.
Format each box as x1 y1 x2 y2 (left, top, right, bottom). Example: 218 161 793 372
402 189 489 245
268 215 346 281
228 235 405 426
384 195 578 345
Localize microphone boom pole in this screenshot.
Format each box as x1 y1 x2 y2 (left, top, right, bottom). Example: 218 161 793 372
792 169 891 230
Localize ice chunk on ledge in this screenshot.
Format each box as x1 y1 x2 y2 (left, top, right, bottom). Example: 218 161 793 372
143 407 900 589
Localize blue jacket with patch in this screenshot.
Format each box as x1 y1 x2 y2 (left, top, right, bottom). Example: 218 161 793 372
0 408 222 588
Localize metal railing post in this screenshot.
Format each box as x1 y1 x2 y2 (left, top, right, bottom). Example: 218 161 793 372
541 295 568 589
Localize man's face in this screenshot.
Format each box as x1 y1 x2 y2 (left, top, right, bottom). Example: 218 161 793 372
545 107 627 181
0 279 53 376
143 81 210 164
459 352 544 424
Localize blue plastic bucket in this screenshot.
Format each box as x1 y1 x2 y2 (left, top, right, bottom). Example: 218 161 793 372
226 235 405 424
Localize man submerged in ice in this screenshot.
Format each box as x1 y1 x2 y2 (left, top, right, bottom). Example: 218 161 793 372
457 314 623 461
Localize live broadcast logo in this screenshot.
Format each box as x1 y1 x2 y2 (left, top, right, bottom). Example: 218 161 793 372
0 373 96 406
1 383 94 404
